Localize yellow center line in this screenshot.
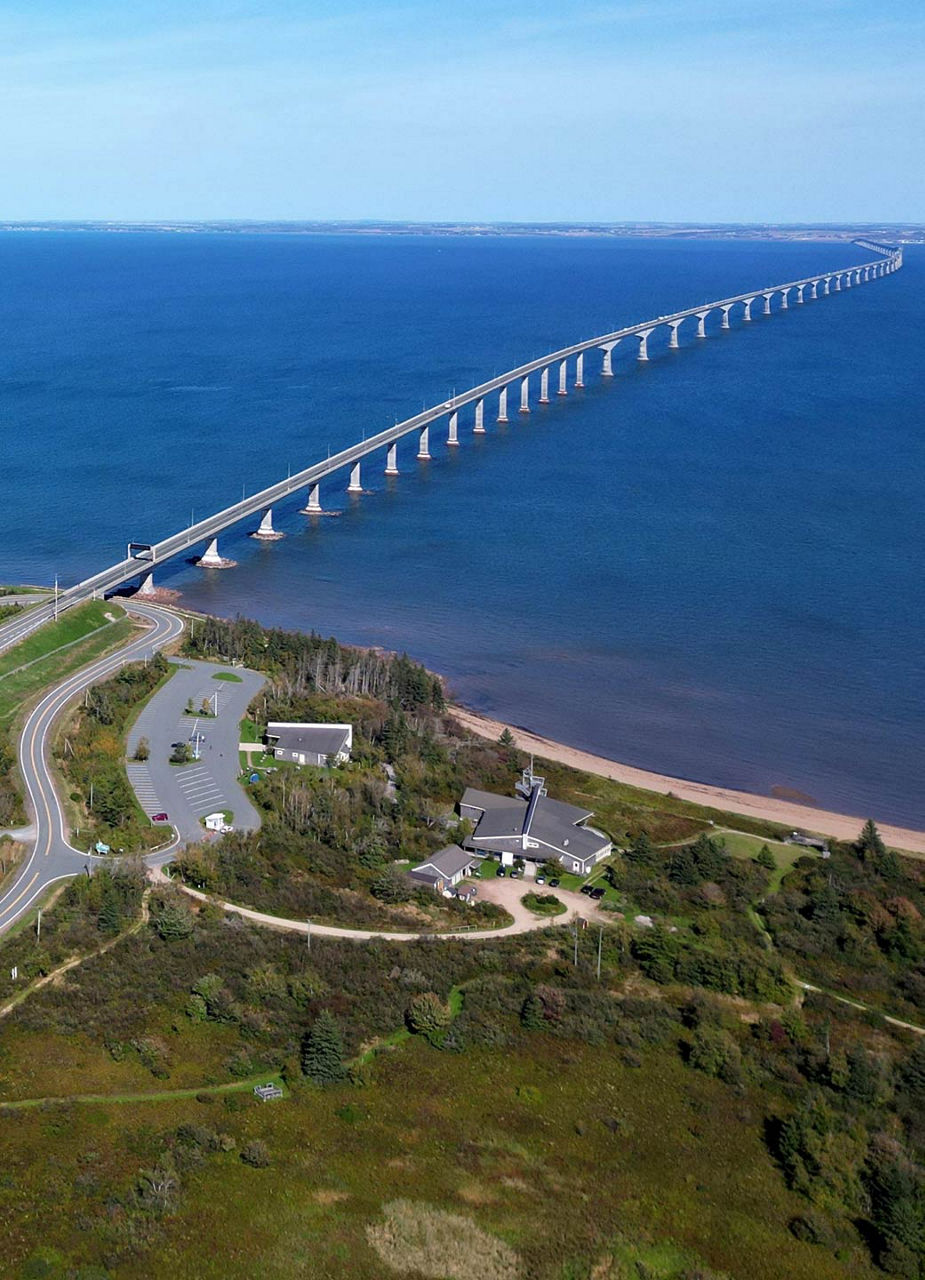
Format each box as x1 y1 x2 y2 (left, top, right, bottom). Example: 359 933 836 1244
0 872 39 922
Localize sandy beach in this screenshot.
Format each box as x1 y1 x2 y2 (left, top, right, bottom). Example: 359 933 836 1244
450 705 925 856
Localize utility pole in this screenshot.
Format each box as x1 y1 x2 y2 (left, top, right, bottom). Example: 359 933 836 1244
36 909 42 941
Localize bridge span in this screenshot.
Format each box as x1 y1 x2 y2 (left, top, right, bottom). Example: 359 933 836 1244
0 243 901 653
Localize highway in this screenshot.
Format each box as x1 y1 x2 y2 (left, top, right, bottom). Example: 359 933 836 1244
0 601 184 937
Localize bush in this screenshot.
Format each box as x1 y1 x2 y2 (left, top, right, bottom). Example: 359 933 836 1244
240 1140 270 1168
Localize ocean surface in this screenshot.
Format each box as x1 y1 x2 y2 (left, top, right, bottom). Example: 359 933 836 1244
1 232 922 827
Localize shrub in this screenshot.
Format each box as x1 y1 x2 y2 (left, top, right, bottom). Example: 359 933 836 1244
240 1140 270 1168
406 992 452 1044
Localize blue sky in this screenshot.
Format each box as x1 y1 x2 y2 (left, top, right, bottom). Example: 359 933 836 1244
2 0 922 221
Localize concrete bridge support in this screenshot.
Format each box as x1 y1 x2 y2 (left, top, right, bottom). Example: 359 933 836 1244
575 353 585 388
696 310 710 338
447 412 459 446
637 329 653 361
810 281 818 299
497 386 509 423
519 375 530 414
823 277 831 295
301 483 322 513
763 292 774 315
348 463 363 494
251 507 284 540
197 538 235 569
600 342 619 376
668 321 682 348
417 427 432 459
796 284 805 304
834 275 841 291
474 399 486 434
721 305 732 330
557 359 568 396
742 297 754 321
385 443 399 476
539 367 550 403
780 288 790 310
137 572 156 597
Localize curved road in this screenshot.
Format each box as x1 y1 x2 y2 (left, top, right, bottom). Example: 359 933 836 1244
0 601 184 936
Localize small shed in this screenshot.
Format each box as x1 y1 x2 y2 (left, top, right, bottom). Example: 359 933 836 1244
410 846 477 896
204 812 232 834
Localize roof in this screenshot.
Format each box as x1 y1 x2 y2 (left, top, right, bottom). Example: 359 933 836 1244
464 783 608 863
266 722 351 756
411 845 475 881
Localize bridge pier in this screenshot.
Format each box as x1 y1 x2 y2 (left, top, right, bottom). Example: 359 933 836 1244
347 462 364 493
474 399 486 433
497 386 509 423
720 305 732 330
834 274 841 291
762 292 773 315
519 375 530 414
575 353 585 388
636 329 653 361
137 572 156 597
600 342 618 376
742 297 754 321
696 310 710 338
251 507 285 540
539 367 550 403
780 288 790 310
810 280 818 300
823 277 831 295
447 411 459 446
300 482 323 514
417 426 432 459
385 443 399 475
668 320 682 348
796 284 805 304
557 359 568 396
197 538 235 569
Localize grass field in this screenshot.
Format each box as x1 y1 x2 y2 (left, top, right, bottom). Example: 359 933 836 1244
713 829 817 892
0 1034 879 1280
213 671 243 683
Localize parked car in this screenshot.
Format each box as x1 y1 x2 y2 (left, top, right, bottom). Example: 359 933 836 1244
548 878 560 888
535 875 546 885
496 866 506 877
509 868 521 879
580 883 594 895
151 812 169 823
590 887 606 900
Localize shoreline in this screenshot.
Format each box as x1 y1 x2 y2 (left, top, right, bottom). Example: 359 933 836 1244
449 704 925 857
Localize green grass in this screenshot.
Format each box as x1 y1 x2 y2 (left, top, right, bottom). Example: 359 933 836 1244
213 670 243 683
474 858 498 878
0 1036 879 1280
0 1073 288 1111
714 828 817 892
239 717 262 744
521 892 567 917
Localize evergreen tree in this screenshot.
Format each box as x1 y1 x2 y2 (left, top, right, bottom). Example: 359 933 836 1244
857 819 887 862
300 1010 346 1084
498 728 515 748
624 831 655 867
756 844 777 871
520 993 544 1031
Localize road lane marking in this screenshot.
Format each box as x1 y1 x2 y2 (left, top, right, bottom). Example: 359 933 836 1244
0 872 40 922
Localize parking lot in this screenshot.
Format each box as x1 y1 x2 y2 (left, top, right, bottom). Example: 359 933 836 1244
125 659 266 843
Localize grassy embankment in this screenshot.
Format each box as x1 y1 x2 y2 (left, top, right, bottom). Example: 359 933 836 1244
0 601 134 836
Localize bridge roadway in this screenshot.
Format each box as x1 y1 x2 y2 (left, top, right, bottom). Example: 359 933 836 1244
0 245 901 654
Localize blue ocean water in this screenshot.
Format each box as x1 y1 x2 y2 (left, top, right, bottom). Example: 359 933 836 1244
0 232 922 826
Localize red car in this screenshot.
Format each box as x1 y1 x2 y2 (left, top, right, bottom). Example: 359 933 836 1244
151 812 169 823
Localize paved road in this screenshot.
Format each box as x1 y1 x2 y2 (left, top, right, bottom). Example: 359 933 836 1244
126 659 266 842
0 602 184 936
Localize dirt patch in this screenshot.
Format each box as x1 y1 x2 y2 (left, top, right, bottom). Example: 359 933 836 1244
313 1189 349 1206
367 1199 522 1279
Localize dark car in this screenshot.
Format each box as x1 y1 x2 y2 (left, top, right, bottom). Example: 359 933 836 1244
496 866 506 877
151 812 169 823
590 887 606 900
580 883 594 895
548 878 560 888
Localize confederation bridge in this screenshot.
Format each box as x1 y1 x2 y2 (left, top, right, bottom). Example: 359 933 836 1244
0 243 902 652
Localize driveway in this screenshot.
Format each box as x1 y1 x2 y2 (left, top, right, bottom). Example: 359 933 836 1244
126 659 266 843
474 874 610 928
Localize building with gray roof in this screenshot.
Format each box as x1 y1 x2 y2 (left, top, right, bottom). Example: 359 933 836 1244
460 768 611 876
410 845 477 895
265 722 352 767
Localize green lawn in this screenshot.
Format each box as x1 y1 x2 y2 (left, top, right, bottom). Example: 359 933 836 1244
521 892 567 916
714 828 817 892
239 716 263 743
213 671 243 683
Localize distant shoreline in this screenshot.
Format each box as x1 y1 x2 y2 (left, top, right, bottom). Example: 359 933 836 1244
449 704 925 857
2 220 923 243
